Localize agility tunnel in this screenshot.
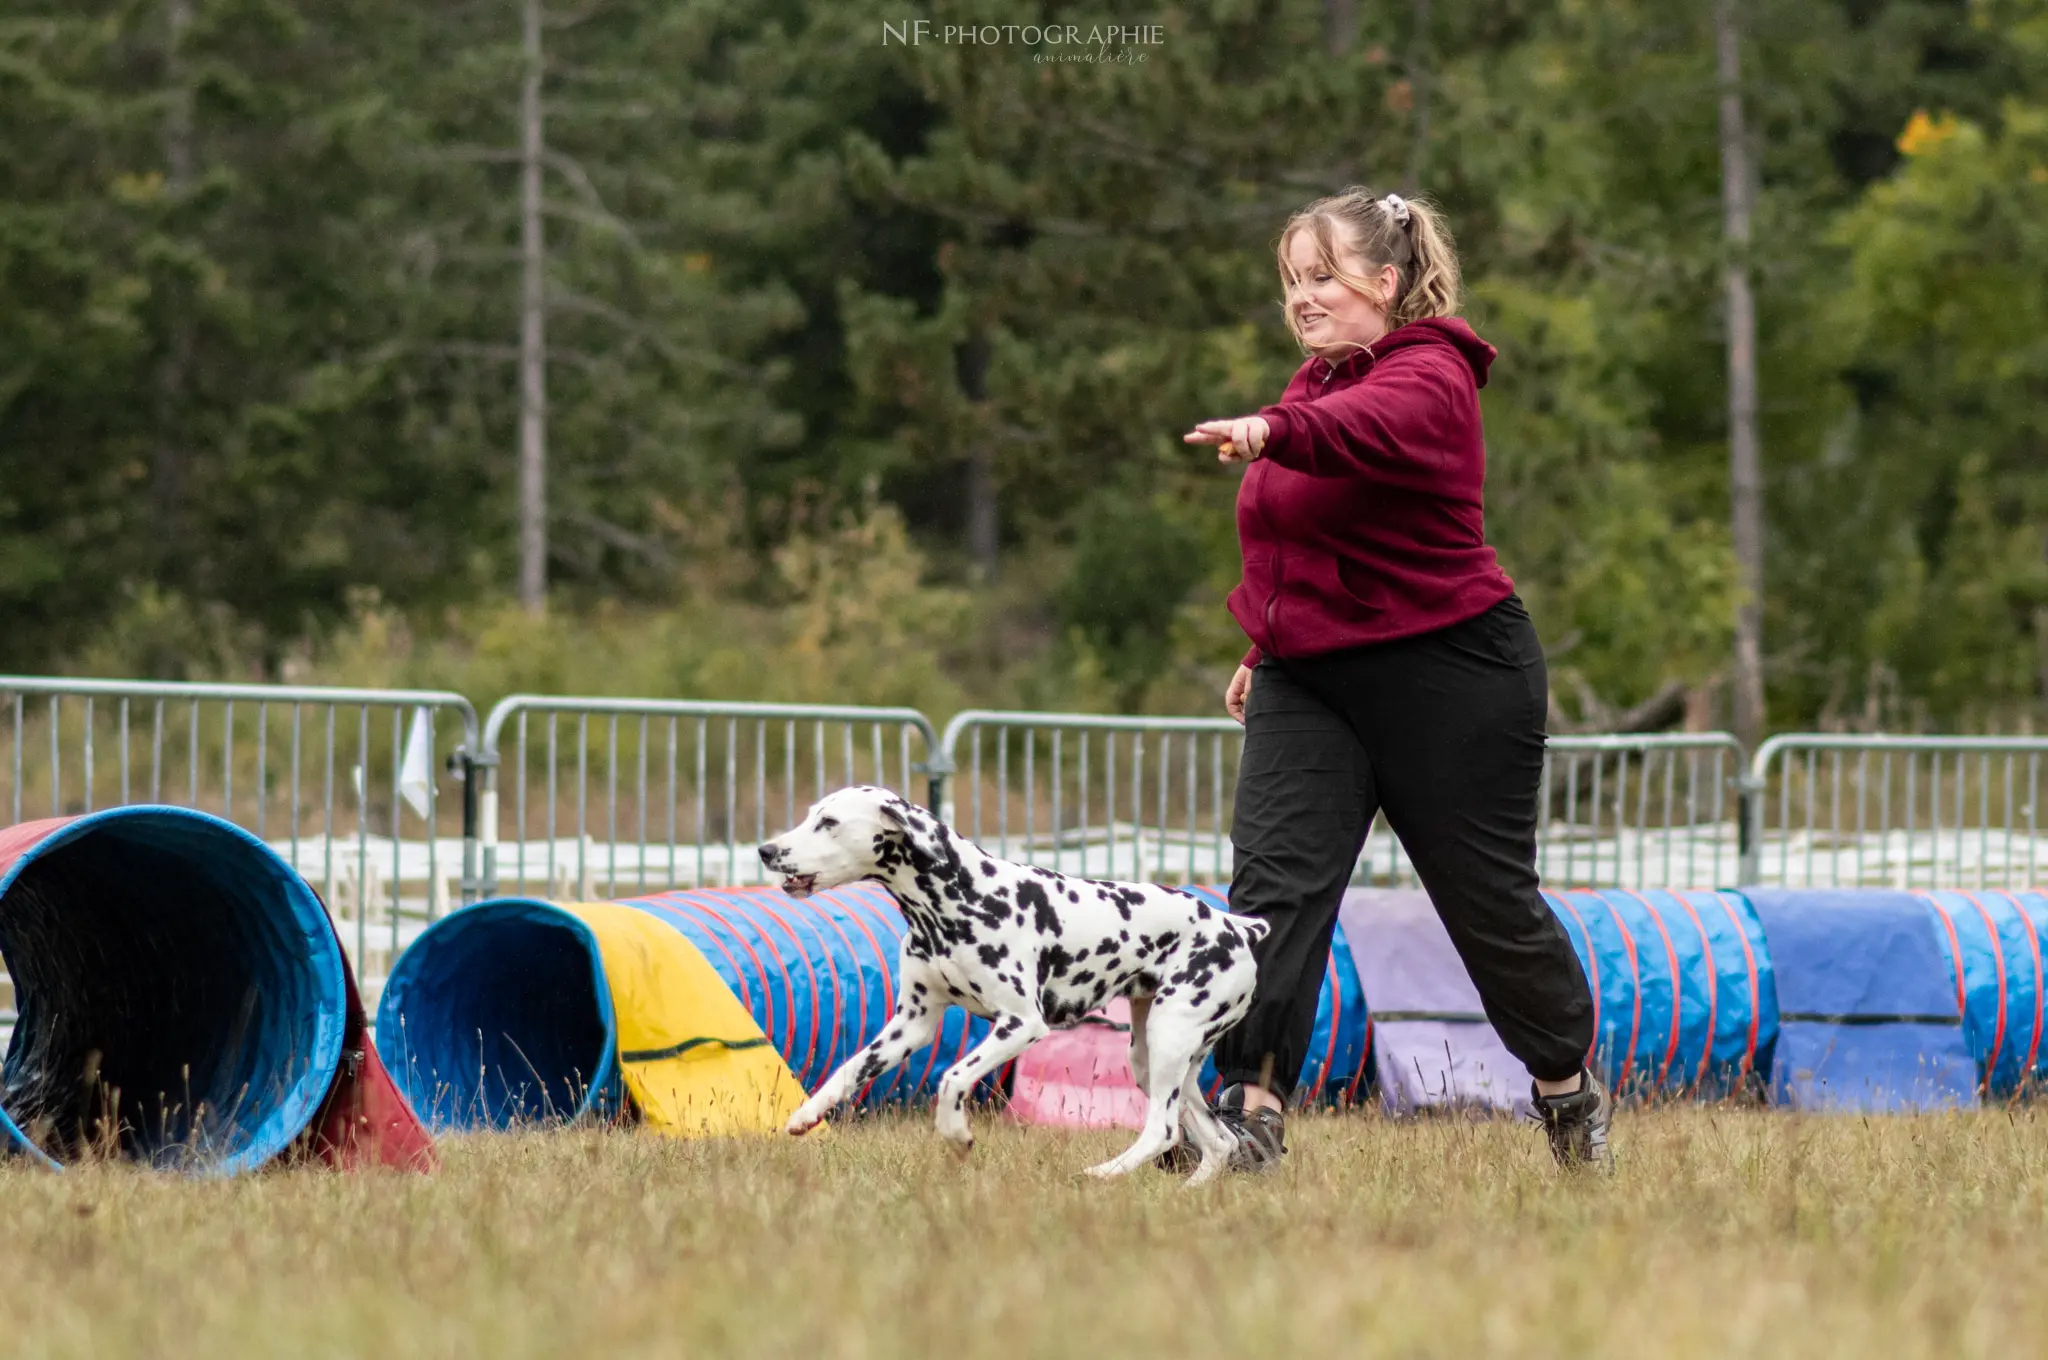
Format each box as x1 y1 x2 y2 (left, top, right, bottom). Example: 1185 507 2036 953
1344 889 1529 1113
1746 889 1976 1110
376 879 2048 1130
1917 890 2048 1098
378 885 1003 1135
1339 888 1777 1114
1008 885 1371 1128
1360 885 2048 1114
0 807 432 1172
1750 888 2048 1110
1546 888 1777 1100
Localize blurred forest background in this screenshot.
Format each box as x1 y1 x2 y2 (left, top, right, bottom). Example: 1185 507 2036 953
2 0 2044 733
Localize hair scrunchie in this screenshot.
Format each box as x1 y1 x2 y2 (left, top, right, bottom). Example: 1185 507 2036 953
1381 193 1412 227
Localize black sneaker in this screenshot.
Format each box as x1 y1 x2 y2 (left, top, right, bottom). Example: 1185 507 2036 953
1156 1083 1286 1174
1529 1068 1613 1170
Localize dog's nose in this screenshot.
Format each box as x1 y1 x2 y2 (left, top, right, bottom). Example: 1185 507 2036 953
758 842 778 865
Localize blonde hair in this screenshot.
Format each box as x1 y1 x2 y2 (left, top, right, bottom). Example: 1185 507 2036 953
1275 186 1462 356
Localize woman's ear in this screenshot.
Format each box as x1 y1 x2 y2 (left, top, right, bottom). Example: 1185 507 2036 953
1375 262 1401 312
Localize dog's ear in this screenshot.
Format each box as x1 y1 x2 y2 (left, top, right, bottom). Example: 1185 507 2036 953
877 796 950 868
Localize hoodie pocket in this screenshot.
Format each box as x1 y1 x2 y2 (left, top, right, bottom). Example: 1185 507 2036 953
1333 558 1391 616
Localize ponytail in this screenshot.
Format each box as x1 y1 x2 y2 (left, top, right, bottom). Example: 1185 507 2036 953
1387 196 1460 326
1274 186 1463 349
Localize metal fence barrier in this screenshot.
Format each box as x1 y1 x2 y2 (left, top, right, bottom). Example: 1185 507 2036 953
937 711 1243 883
1743 734 2048 889
476 695 947 899
938 711 1749 890
0 676 482 981
7 668 2046 1004
1540 732 1748 890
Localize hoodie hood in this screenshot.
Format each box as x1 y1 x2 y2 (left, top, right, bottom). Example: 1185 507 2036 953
1314 316 1496 389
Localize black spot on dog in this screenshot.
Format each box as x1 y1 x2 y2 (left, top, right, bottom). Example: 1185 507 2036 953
1017 880 1061 936
977 942 1009 968
1170 936 1237 990
1036 943 1077 987
1040 993 1092 1027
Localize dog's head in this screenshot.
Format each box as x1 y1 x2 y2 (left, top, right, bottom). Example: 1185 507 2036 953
758 785 948 898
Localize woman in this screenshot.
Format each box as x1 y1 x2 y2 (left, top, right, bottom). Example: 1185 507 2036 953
1181 187 1608 1171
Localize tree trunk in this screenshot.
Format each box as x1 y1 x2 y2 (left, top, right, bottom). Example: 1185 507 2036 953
152 0 195 576
517 0 549 614
2035 603 2048 708
1402 0 1433 196
956 330 998 577
2038 535 2048 708
1323 0 1355 58
1717 0 1766 751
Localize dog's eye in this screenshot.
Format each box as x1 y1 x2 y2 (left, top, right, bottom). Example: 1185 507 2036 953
816 816 838 831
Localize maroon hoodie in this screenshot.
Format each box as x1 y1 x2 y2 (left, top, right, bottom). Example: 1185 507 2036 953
1228 315 1514 668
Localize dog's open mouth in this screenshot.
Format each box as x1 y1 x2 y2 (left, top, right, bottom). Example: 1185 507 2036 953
779 873 819 898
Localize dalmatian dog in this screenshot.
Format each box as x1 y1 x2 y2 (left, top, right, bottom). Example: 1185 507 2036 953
759 785 1268 1185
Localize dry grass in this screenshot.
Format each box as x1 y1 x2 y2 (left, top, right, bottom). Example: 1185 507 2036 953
4 1107 2048 1358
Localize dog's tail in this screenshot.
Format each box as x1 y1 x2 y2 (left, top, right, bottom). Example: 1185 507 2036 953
1236 914 1272 945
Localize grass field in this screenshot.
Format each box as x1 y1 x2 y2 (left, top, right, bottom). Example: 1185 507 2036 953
5 1106 2048 1358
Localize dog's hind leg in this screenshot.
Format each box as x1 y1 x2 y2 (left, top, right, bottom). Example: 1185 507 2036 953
1084 1000 1207 1179
1125 995 1152 1091
932 1011 1048 1152
1178 1057 1235 1187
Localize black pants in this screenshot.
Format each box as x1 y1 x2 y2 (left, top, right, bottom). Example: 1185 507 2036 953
1213 594 1595 1096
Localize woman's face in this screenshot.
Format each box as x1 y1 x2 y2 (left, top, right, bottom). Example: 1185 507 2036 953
1283 225 1398 356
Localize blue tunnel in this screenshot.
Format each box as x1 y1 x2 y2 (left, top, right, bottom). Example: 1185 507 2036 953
1920 889 2048 1098
1544 888 1779 1099
0 807 347 1172
376 898 624 1129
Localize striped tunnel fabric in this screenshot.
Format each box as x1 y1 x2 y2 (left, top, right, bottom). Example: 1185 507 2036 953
1543 889 1778 1099
1917 890 2048 1097
608 887 1000 1106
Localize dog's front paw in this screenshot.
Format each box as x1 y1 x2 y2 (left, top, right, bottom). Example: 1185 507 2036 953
785 1107 826 1137
934 1115 974 1156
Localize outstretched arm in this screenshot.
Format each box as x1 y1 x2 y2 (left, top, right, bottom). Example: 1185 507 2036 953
1252 349 1464 486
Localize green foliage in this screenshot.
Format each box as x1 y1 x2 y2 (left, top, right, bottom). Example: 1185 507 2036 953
2 0 2045 731
1053 490 1207 710
1814 5 2048 723
259 496 976 721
